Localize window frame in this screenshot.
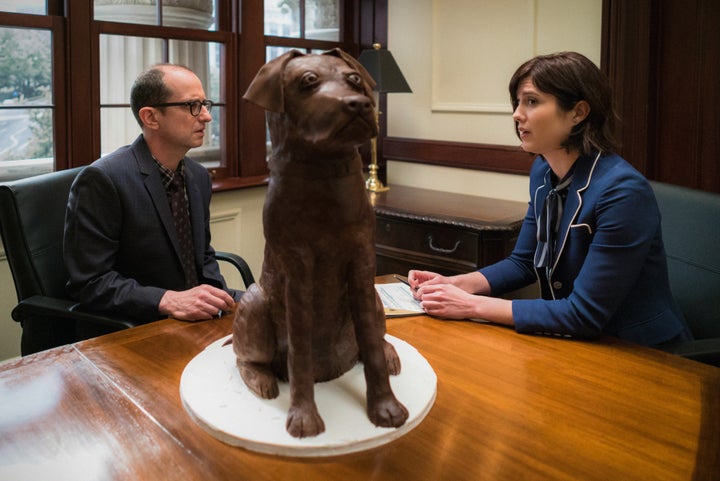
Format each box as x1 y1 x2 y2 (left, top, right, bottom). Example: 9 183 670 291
237 0 363 189
0 0 383 189
0 9 67 173
93 19 237 181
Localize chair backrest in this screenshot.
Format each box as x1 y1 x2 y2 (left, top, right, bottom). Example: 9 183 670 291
651 181 720 339
0 167 85 302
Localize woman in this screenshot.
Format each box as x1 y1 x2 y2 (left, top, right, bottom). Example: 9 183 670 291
408 52 691 347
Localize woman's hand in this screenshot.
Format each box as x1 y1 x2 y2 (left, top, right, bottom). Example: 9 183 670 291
416 282 482 320
408 270 448 300
408 270 491 299
408 270 514 325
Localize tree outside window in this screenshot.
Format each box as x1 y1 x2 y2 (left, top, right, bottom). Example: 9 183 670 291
0 27 53 180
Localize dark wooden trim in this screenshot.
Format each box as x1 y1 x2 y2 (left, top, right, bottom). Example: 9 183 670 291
238 0 268 178
212 174 268 192
602 0 719 193
383 137 533 176
220 10 238 180
602 0 655 178
265 36 345 51
66 0 97 167
95 21 230 41
52 15 68 171
356 0 388 181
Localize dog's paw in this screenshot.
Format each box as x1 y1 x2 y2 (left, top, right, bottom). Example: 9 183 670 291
383 340 402 376
286 403 326 438
238 362 279 399
368 395 409 428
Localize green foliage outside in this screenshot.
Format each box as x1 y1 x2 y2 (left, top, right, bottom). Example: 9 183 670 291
0 27 53 161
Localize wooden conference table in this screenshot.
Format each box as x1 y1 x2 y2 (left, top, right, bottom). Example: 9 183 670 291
1 281 718 481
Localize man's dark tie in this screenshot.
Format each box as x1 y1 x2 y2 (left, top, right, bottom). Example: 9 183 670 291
169 172 198 289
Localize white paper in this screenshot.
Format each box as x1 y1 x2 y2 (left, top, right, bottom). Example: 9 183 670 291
375 283 424 316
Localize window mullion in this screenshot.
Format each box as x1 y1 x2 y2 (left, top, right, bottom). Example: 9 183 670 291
66 0 99 167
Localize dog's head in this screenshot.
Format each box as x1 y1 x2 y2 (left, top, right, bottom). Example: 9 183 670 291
244 49 378 152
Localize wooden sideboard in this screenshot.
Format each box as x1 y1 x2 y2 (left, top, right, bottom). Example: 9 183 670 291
370 185 527 276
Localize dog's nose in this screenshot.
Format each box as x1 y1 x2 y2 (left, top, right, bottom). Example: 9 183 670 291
343 95 373 115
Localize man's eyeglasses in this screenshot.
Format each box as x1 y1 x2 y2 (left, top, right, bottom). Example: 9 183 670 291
149 99 214 116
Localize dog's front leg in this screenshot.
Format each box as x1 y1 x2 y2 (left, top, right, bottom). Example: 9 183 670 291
283 258 325 438
349 271 409 429
233 284 279 399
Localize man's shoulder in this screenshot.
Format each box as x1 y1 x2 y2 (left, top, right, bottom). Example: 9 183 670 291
93 145 133 168
89 137 147 175
182 156 212 188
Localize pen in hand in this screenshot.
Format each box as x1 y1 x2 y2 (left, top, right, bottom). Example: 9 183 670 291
393 274 416 291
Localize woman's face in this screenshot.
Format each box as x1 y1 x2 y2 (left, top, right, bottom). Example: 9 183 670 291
512 78 578 157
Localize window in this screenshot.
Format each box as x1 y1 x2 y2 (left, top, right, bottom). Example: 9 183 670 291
98 35 225 168
0 1 60 181
94 0 230 175
0 0 374 185
0 26 53 180
265 0 343 59
265 0 340 42
262 0 343 156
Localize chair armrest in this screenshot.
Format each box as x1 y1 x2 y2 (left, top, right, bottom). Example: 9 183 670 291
662 338 720 367
215 251 255 288
11 295 138 330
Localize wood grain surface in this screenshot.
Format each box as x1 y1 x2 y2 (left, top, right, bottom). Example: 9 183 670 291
1 279 718 480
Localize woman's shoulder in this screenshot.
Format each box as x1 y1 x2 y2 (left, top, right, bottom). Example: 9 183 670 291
595 153 649 186
585 153 656 209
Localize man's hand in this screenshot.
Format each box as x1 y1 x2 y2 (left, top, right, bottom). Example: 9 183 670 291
159 284 236 321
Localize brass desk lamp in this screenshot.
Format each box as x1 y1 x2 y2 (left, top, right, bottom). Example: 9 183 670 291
358 43 412 192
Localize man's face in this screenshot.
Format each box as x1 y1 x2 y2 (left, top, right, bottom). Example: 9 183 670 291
155 67 212 152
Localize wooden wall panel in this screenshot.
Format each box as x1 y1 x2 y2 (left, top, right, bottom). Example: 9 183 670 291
592 0 718 192
384 137 531 176
655 0 719 191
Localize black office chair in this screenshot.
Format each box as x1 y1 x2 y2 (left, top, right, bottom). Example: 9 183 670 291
651 181 720 367
0 167 255 355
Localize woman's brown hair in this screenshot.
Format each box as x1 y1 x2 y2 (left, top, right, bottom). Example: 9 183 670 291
509 51 618 156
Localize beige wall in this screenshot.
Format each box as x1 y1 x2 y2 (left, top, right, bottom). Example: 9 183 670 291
0 1 602 360
385 0 602 201
0 259 22 360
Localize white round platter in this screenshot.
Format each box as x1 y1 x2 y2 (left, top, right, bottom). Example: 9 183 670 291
180 334 437 457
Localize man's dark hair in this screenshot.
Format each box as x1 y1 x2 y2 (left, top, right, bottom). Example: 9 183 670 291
130 64 193 127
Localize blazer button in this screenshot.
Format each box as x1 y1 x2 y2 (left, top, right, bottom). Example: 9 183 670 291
552 281 563 290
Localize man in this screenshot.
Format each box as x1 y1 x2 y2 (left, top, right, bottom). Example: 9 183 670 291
64 64 238 324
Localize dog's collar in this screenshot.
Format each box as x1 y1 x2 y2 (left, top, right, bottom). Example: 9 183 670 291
268 156 363 180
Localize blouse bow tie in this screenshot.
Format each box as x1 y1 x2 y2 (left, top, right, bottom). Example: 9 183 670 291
535 174 573 271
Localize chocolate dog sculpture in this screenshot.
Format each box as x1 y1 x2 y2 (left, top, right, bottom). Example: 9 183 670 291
231 49 409 438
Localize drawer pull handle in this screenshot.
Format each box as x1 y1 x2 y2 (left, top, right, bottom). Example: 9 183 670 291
427 235 461 254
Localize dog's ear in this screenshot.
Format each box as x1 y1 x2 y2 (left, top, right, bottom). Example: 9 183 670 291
324 48 377 99
243 50 305 113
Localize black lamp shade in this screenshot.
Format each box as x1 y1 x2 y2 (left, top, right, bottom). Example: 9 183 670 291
358 47 412 94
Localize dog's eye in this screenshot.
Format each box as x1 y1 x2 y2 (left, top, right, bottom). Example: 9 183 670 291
346 73 363 87
300 72 319 89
